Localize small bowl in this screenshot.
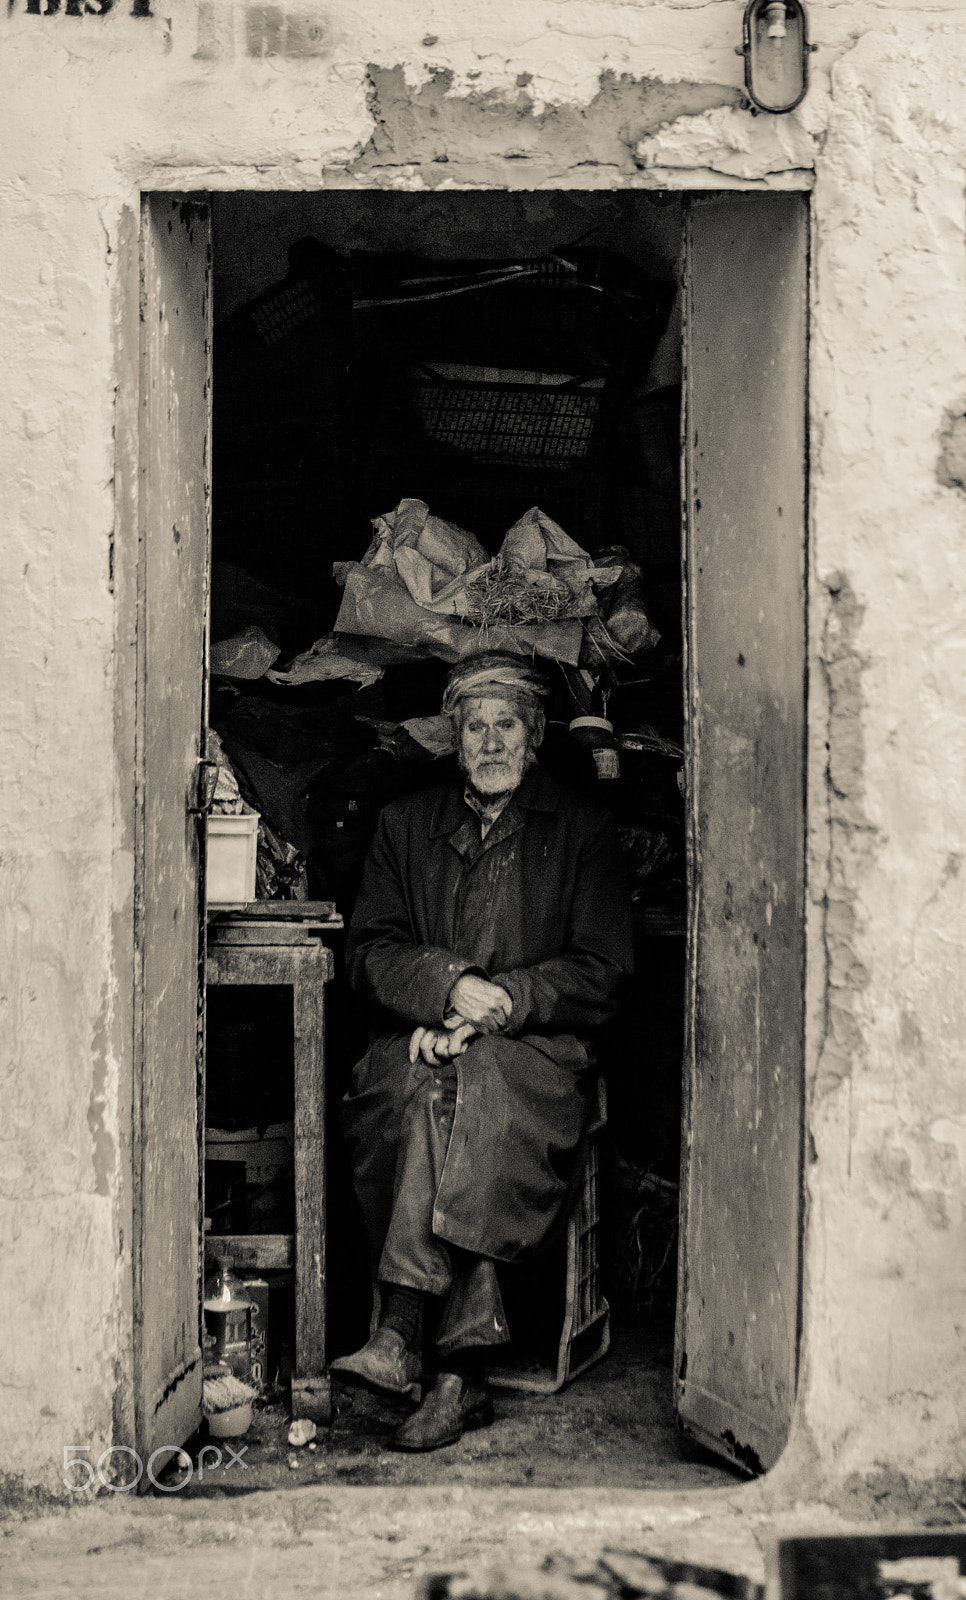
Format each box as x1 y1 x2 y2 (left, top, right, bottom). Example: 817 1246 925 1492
207 1401 253 1438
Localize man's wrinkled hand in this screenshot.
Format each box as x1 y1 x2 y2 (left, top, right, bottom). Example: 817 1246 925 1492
408 1021 477 1068
446 974 512 1034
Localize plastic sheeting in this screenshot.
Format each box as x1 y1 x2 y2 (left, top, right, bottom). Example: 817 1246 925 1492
331 499 623 666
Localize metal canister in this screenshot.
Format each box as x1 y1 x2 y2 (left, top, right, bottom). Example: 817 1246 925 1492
569 716 620 781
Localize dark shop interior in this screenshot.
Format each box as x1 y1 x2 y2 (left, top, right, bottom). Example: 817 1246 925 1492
199 191 715 1489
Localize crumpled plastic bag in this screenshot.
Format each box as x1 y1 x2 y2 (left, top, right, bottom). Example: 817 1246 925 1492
496 507 620 618
210 623 281 680
334 556 584 664
332 500 618 666
255 818 308 901
596 545 661 655
353 497 489 614
457 509 621 627
267 634 384 689
207 728 253 815
400 715 456 756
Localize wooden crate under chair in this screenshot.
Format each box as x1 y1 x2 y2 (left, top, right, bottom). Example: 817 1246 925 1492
487 1077 610 1395
365 1079 611 1396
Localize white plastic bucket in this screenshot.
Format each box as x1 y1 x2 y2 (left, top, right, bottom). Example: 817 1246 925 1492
207 812 259 908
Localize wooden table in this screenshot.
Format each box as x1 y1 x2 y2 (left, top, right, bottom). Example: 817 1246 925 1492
206 904 340 1422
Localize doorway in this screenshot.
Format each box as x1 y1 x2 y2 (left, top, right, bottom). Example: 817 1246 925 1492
133 189 807 1485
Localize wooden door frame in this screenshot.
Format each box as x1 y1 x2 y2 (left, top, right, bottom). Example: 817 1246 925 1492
124 183 809 1479
675 190 809 1472
131 192 213 1472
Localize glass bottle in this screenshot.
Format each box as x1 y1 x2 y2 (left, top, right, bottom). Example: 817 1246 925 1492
203 1257 253 1381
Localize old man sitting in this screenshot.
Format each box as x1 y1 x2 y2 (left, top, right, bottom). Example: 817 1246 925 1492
331 653 633 1451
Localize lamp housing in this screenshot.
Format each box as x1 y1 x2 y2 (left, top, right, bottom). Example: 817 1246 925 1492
741 0 811 114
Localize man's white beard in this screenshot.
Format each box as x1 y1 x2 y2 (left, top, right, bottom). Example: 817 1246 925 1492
463 745 532 797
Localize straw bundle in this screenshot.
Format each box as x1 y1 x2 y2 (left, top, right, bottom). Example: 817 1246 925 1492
461 557 576 627
202 1373 258 1415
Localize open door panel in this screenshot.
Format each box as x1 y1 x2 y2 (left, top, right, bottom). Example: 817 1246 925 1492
133 194 212 1466
675 193 808 1473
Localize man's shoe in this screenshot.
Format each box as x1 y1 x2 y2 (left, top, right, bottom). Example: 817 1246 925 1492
329 1327 422 1402
388 1371 493 1452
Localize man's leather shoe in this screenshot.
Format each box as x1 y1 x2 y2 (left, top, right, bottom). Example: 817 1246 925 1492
389 1371 493 1452
329 1327 422 1402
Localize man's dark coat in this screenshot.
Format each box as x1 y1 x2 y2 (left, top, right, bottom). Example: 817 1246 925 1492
342 762 634 1267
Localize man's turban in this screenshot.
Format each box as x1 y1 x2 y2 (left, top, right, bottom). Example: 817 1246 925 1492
441 653 550 719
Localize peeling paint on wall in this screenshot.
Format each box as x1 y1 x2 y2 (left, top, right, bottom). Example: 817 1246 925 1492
937 409 966 492
88 986 115 1199
815 571 876 1097
353 66 746 182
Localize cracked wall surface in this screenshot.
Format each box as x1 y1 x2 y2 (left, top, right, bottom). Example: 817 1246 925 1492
2 0 966 1492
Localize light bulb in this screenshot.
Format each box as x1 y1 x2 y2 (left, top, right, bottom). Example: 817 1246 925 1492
764 0 788 37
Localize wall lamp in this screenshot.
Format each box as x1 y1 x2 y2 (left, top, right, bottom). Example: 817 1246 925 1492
739 0 812 114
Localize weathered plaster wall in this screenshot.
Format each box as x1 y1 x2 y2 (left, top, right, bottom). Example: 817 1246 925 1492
0 113 133 1494
799 22 966 1481
1 0 965 1494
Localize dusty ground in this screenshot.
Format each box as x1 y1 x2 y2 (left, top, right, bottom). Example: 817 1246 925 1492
166 1321 739 1497
3 1476 964 1600
3 1318 964 1600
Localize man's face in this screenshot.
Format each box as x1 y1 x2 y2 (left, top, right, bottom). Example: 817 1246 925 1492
458 695 533 795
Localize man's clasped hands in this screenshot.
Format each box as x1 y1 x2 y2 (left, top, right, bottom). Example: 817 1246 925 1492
408 973 512 1069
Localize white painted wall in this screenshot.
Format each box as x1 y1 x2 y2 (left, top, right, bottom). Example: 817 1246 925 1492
1 0 964 1493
